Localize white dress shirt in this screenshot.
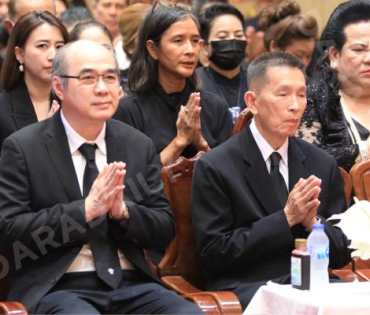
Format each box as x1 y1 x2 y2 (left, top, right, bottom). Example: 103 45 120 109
60 110 134 272
250 119 289 190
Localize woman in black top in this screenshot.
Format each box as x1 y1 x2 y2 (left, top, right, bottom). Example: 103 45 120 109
196 3 248 124
0 11 68 152
114 5 232 166
296 0 370 171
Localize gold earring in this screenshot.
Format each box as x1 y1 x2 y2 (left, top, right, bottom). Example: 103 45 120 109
19 63 24 72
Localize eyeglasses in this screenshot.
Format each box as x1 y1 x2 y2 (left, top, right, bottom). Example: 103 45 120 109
151 0 191 14
60 71 120 87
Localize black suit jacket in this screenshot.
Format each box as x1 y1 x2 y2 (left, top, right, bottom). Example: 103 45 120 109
0 80 39 152
192 125 350 291
0 112 174 311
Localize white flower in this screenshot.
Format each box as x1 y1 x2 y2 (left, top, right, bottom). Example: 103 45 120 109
328 200 370 260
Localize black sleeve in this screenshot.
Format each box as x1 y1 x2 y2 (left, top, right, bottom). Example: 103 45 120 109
108 139 175 251
0 137 89 255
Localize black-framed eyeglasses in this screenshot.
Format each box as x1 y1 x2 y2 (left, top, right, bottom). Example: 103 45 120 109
60 71 120 87
151 0 191 14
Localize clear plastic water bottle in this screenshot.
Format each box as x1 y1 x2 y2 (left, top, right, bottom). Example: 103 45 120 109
307 223 329 290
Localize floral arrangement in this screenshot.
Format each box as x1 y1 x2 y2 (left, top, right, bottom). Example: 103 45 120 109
328 198 370 260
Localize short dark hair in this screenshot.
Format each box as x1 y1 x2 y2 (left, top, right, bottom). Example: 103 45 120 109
1 10 69 92
247 51 306 91
321 0 370 53
69 20 112 43
129 6 199 94
199 3 244 43
192 0 229 18
8 0 18 20
60 6 93 29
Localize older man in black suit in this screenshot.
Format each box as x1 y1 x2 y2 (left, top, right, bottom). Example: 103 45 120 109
0 40 202 314
192 51 350 310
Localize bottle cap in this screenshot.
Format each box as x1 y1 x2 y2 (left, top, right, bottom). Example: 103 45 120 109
295 238 307 249
312 223 324 230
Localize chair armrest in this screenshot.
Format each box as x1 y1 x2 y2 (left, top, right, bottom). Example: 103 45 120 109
354 269 370 281
162 276 242 315
331 269 365 282
0 302 27 315
161 276 201 294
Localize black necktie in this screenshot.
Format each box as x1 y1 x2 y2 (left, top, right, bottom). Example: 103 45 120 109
270 152 288 208
79 143 122 289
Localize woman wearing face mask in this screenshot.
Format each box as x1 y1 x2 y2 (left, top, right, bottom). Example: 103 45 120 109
0 11 68 152
113 5 232 166
197 3 247 124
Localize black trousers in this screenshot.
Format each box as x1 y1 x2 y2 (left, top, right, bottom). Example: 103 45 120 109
34 270 203 314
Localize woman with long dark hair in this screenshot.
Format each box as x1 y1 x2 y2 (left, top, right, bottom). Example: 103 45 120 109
114 4 232 166
297 0 370 171
0 10 68 151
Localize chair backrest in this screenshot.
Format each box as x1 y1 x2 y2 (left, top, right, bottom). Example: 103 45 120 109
339 167 353 207
350 159 370 201
233 107 253 135
158 153 206 290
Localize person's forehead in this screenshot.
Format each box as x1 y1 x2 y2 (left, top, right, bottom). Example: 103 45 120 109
97 0 126 5
265 66 305 83
67 48 116 72
15 0 53 21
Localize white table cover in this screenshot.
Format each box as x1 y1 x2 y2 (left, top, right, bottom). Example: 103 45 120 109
244 280 370 315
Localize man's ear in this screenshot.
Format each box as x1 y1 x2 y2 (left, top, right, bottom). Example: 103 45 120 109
52 77 65 101
118 86 124 99
328 46 339 70
3 19 13 34
146 40 158 60
244 91 258 116
269 40 278 52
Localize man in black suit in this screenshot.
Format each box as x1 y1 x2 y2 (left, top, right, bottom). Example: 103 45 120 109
192 51 350 310
0 40 202 314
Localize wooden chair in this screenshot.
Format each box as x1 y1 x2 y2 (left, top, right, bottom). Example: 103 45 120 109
0 251 27 315
332 160 370 281
330 167 357 281
233 107 253 135
158 153 242 314
350 159 370 201
349 159 370 274
339 167 353 207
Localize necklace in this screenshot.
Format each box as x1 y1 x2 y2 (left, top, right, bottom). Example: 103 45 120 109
206 67 244 110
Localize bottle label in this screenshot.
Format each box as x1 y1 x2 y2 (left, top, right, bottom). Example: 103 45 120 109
308 245 329 259
291 256 302 286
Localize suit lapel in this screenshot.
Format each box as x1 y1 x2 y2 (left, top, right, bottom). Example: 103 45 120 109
44 111 82 201
241 126 282 215
105 121 127 165
10 81 38 130
288 138 310 191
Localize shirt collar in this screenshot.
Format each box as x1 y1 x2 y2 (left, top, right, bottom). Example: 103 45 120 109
250 119 288 166
60 110 107 155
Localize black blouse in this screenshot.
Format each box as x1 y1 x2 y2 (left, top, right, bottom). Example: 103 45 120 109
113 81 233 158
296 78 369 171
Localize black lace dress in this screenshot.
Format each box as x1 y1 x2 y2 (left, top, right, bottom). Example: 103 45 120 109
296 78 369 172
